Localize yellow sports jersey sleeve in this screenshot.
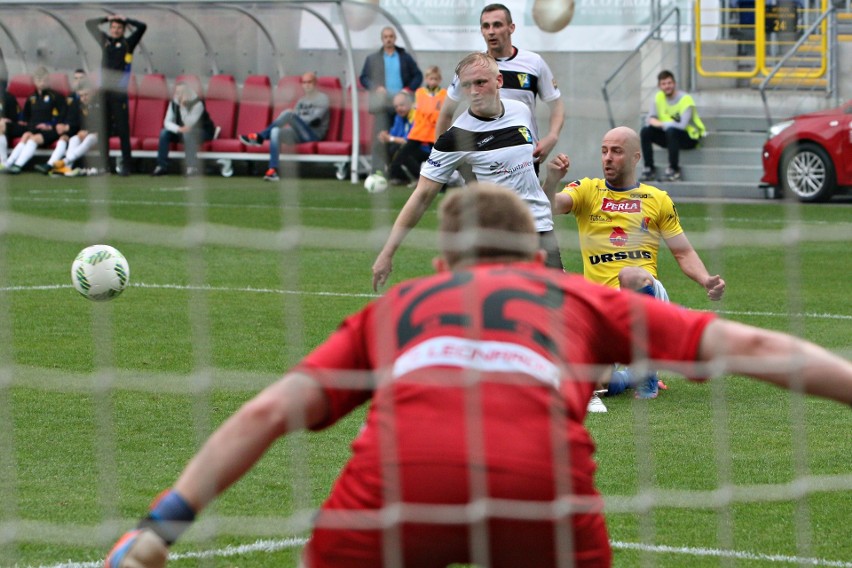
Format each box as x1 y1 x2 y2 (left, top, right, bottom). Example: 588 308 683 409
561 178 684 288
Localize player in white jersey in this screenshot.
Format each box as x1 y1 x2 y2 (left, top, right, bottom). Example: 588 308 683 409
372 52 563 291
436 3 564 164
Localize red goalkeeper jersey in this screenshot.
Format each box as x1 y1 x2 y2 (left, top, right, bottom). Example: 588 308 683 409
298 262 714 496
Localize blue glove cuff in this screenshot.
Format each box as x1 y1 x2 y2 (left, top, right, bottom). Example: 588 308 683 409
138 489 195 545
637 284 656 297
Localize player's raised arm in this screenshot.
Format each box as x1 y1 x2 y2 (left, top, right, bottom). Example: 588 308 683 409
105 372 328 568
698 319 852 405
544 153 574 214
372 176 444 291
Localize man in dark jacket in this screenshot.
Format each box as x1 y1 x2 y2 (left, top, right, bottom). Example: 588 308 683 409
86 13 147 176
359 26 422 173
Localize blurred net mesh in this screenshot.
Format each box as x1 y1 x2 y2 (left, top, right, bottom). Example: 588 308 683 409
1 2 851 568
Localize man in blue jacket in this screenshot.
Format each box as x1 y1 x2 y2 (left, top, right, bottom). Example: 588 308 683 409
359 26 422 173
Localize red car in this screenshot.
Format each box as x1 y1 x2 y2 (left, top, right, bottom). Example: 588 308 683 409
761 100 852 202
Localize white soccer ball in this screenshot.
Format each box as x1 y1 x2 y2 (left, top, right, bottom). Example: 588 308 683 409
71 244 130 301
364 173 388 194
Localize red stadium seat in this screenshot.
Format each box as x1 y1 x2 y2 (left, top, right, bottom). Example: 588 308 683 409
316 76 344 143
272 76 302 117
210 75 271 153
129 74 169 151
175 74 203 98
316 87 372 157
203 74 238 150
48 73 71 97
8 74 34 108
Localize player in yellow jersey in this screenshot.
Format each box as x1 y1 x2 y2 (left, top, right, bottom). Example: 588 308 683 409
544 126 725 407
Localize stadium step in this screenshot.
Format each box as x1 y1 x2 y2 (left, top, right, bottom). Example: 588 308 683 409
647 95 777 200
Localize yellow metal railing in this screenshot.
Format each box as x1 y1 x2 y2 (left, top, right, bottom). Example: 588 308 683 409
695 0 828 80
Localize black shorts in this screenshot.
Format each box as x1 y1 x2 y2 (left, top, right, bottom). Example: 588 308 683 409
3 122 26 140
26 128 61 147
538 230 564 270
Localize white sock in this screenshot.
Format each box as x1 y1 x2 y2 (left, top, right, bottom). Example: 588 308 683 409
66 134 97 165
48 139 68 166
0 136 7 164
15 140 38 167
7 142 23 166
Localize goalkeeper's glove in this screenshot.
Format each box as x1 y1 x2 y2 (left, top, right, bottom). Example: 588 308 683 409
105 489 196 568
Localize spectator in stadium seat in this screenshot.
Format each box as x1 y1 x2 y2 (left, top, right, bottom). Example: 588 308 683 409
37 81 102 177
86 13 147 176
371 52 563 293
359 26 422 173
151 82 216 177
639 70 706 183
1 66 66 174
105 181 852 568
0 77 23 166
545 126 725 409
35 74 93 174
436 3 564 166
387 65 447 187
375 90 414 185
239 71 330 182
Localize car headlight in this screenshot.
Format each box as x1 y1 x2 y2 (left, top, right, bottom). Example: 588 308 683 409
768 120 794 139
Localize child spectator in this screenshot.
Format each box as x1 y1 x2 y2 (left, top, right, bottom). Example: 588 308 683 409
388 65 447 186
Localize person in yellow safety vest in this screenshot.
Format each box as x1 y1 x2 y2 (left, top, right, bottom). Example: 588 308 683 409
638 70 706 183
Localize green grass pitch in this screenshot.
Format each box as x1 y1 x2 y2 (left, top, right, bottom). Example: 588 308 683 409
0 171 849 567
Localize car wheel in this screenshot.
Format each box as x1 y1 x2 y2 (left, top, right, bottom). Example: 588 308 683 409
780 142 836 203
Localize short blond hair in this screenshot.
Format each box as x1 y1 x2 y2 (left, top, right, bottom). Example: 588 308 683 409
438 183 537 267
454 52 498 79
33 66 49 81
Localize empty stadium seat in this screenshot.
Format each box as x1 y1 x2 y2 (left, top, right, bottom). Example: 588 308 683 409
317 87 372 158
129 74 169 151
210 74 271 153
48 73 71 97
203 74 238 150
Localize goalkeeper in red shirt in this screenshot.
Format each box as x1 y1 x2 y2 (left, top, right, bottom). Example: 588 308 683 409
105 184 852 568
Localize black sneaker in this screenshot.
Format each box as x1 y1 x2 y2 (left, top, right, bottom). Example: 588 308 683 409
639 167 656 182
663 167 682 182
34 163 52 175
151 166 168 176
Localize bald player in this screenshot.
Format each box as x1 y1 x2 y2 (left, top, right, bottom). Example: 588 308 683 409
545 126 725 404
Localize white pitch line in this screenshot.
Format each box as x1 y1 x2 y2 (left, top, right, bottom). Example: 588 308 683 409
27 537 852 568
0 282 379 299
610 540 852 567
13 192 852 225
5 282 852 321
11 194 401 214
